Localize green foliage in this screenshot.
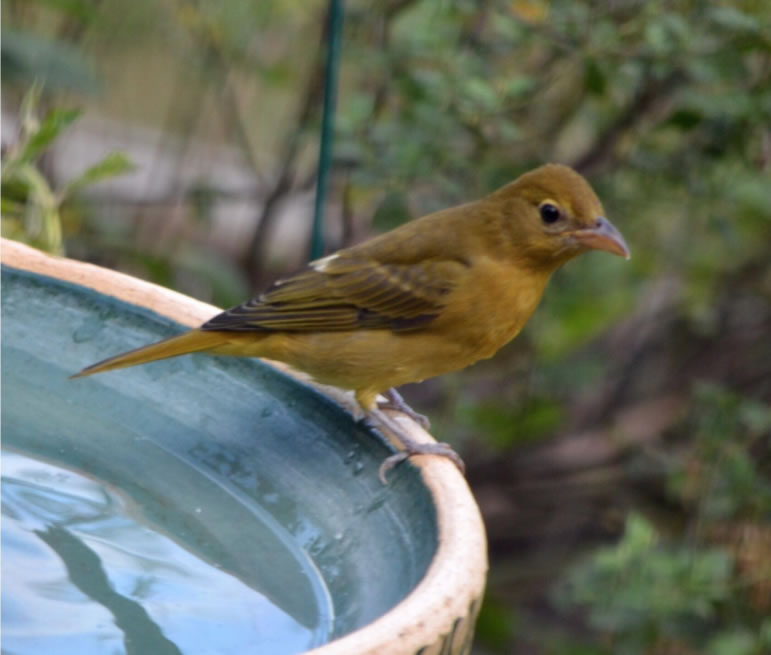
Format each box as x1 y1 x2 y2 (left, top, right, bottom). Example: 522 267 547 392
558 514 733 639
3 3 770 653
460 396 562 448
556 383 771 654
370 190 413 232
13 108 81 168
476 593 519 651
61 152 134 198
669 384 771 520
706 623 771 655
1 85 133 254
335 0 771 361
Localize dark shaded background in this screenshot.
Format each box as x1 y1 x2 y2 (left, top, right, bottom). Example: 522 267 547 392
3 1 770 653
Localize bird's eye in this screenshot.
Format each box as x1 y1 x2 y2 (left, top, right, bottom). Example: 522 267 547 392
539 203 562 224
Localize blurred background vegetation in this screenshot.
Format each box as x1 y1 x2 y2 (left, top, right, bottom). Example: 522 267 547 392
2 0 770 653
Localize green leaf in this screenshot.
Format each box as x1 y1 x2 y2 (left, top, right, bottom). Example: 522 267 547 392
61 152 135 199
16 164 56 212
17 108 81 166
463 77 501 112
707 629 757 655
707 7 760 33
584 58 606 95
760 620 771 648
371 191 412 232
14 163 63 254
1 196 26 219
460 397 562 448
475 594 517 650
667 109 704 131
556 512 735 638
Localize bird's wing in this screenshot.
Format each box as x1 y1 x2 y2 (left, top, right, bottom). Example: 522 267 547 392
202 252 469 333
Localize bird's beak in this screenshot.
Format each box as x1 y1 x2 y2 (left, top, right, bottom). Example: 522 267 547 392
570 217 630 259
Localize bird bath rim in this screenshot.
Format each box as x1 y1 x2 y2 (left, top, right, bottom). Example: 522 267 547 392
1 238 488 655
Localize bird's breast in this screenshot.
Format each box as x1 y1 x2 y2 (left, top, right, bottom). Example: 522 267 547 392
436 256 550 360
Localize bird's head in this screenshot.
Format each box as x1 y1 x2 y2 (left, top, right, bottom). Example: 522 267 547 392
492 163 630 270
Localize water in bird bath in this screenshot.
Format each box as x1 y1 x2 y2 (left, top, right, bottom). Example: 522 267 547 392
2 450 330 655
1 266 439 655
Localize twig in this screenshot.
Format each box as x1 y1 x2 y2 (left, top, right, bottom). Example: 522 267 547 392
573 69 686 175
240 7 330 288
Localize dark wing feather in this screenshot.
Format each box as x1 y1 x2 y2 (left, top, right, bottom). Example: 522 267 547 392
202 253 468 333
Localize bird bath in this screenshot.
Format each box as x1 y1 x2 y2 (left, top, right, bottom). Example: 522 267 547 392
1 239 487 655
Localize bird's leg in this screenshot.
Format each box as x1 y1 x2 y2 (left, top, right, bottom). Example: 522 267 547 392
377 388 431 430
367 406 465 483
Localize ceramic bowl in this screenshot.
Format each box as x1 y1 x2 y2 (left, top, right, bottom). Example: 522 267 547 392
1 239 487 655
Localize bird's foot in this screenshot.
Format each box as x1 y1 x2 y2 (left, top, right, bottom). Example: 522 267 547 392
378 441 465 484
378 388 430 430
366 405 464 483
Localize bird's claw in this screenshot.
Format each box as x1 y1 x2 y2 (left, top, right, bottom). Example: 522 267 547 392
379 388 431 430
378 452 409 484
403 408 431 431
378 441 465 484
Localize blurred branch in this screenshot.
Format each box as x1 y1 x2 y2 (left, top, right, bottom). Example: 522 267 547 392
573 69 686 175
212 59 266 188
240 6 331 288
371 0 421 117
138 18 209 248
173 0 265 187
457 0 491 50
239 0 423 283
140 0 269 254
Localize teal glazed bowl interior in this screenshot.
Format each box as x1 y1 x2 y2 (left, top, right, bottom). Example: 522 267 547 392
1 266 438 655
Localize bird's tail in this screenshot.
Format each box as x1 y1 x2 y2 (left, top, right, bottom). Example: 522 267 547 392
70 329 228 379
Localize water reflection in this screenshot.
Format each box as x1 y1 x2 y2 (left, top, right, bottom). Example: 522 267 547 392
2 451 325 655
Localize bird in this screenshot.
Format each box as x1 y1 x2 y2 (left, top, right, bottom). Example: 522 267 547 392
72 164 629 481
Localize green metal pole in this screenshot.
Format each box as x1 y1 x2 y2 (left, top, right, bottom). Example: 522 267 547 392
310 0 344 260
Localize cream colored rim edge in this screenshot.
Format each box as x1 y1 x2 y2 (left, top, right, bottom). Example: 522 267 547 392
2 238 488 655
